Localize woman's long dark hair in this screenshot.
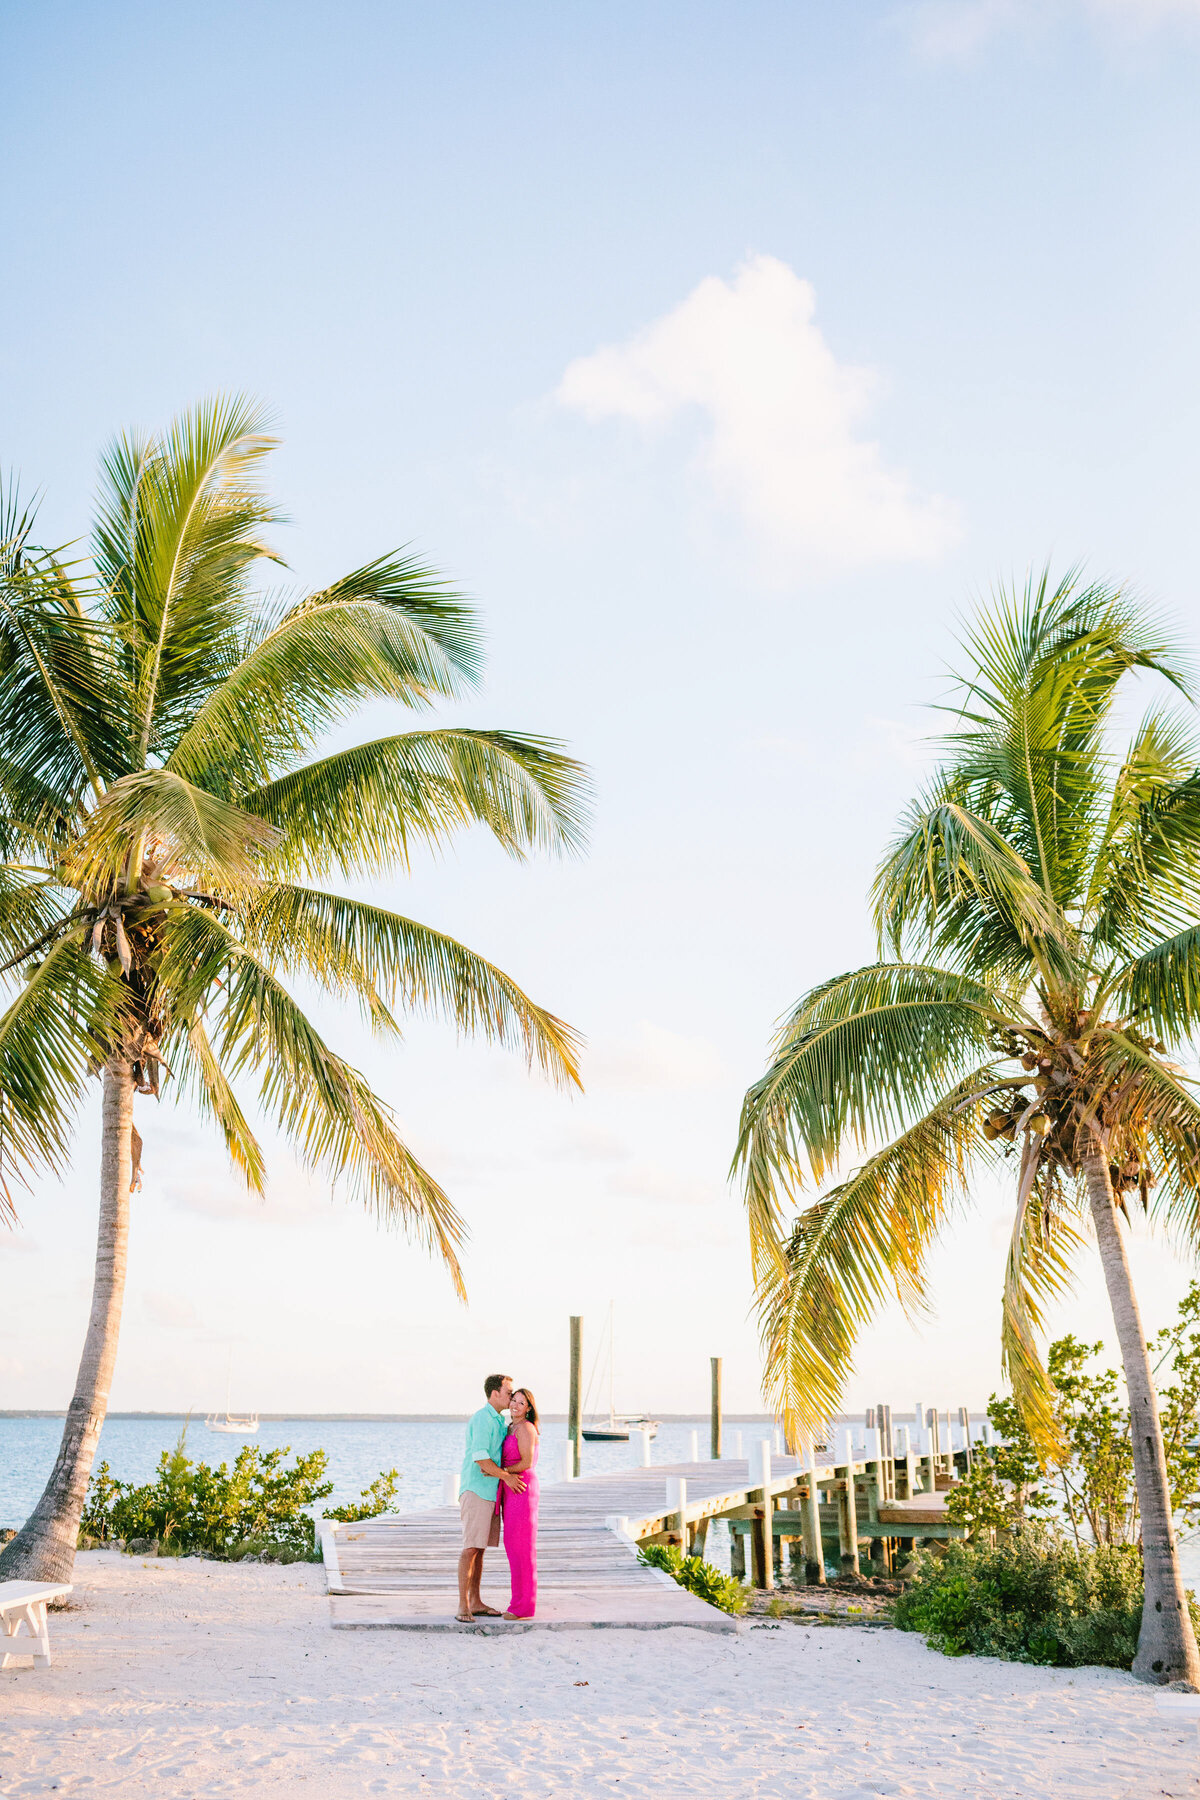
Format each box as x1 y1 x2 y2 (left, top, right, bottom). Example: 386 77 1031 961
513 1386 538 1426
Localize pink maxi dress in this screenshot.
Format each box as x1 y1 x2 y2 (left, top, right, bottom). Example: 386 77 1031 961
500 1428 539 1617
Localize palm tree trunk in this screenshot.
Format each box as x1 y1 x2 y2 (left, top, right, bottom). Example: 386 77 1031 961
1082 1142 1200 1685
0 1059 134 1583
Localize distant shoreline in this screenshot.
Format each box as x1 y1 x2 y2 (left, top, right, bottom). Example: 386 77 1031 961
0 1411 783 1423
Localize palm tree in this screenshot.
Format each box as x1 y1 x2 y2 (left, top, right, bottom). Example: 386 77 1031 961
0 397 587 1583
733 571 1200 1684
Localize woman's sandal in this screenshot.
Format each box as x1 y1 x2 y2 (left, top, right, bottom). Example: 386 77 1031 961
454 1612 474 1624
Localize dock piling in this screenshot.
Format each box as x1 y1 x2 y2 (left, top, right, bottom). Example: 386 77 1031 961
666 1476 687 1550
632 1426 651 1467
751 1442 774 1589
569 1316 582 1477
710 1357 722 1460
801 1442 826 1585
442 1471 459 1505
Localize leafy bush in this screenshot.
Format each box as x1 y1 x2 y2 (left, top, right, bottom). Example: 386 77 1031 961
894 1526 1152 1667
80 1430 400 1560
638 1543 748 1615
323 1469 402 1523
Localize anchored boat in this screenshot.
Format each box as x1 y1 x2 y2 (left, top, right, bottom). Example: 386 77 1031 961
580 1302 659 1442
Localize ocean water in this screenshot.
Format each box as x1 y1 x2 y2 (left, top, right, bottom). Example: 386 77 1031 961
5 1415 1196 1586
0 1414 737 1569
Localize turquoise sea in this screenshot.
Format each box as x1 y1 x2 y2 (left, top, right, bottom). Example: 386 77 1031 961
0 1415 744 1569
6 1415 1197 1585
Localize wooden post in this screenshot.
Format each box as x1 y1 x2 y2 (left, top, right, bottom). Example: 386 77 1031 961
710 1357 723 1460
692 1516 710 1560
802 1444 826 1585
751 1440 774 1589
958 1405 972 1470
442 1470 460 1504
731 1525 746 1578
835 1435 859 1575
924 1406 938 1493
569 1316 582 1477
666 1475 687 1550
688 1428 699 1463
632 1426 651 1466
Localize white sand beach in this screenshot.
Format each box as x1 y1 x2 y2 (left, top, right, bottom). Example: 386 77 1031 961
0 1552 1192 1799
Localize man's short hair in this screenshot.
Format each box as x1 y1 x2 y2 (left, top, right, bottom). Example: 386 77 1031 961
484 1372 512 1399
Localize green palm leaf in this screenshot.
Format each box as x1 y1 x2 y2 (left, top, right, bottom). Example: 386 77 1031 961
167 554 481 794
241 884 583 1085
732 962 1014 1255
754 1075 992 1442
0 932 125 1210
245 728 589 875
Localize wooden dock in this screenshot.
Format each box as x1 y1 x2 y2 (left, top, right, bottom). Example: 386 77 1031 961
322 1445 966 1633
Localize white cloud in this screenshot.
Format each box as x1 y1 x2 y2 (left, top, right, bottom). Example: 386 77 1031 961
907 0 1200 58
143 1291 202 1330
607 1163 724 1208
547 1123 632 1165
0 1231 40 1255
556 255 958 568
586 1022 724 1091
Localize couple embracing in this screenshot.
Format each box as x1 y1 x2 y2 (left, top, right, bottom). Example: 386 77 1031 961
456 1372 540 1623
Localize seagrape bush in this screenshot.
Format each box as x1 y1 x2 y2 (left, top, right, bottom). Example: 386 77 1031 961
80 1432 400 1561
894 1527 1164 1668
638 1542 748 1615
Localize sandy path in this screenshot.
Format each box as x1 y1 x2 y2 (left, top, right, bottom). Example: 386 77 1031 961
0 1552 1193 1799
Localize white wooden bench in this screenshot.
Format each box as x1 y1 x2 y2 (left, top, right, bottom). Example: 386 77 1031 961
0 1581 73 1669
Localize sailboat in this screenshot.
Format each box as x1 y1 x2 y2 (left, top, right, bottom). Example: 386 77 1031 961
205 1349 260 1435
581 1303 659 1442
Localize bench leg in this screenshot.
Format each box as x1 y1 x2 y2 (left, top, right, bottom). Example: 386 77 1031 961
1 1602 51 1669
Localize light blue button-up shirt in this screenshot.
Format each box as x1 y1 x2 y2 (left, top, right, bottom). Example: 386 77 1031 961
460 1402 507 1502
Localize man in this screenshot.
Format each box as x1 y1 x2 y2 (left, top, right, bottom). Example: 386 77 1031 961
456 1372 525 1623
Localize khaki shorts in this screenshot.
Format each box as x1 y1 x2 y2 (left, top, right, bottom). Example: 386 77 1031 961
460 1488 500 1550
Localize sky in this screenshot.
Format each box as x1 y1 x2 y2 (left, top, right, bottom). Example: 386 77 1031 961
2 0 1200 1420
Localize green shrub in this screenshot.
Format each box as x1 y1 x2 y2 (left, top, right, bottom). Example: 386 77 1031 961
894 1526 1152 1668
80 1430 400 1561
638 1542 748 1615
324 1469 402 1523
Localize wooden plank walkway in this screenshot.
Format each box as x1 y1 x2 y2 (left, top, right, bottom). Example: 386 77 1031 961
324 1458 803 1634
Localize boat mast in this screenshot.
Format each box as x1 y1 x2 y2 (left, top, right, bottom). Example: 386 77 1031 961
608 1300 615 1428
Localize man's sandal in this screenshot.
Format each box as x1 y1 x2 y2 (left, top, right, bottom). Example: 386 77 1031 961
454 1612 474 1624
472 1604 503 1617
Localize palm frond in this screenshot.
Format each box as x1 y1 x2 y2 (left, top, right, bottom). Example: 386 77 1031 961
1087 711 1200 958
175 1019 267 1193
0 931 125 1211
732 962 1013 1256
873 786 1070 980
0 539 123 806
242 884 583 1086
940 567 1190 910
155 905 466 1292
754 1075 992 1444
1114 924 1200 1049
69 769 278 897
244 728 590 876
1001 1142 1082 1456
92 395 283 763
167 554 482 793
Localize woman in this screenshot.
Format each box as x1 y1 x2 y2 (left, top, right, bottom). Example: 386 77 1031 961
500 1386 539 1619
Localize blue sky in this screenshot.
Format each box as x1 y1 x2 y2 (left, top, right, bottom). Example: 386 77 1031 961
2 0 1200 1417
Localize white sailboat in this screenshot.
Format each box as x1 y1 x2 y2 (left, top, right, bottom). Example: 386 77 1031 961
205 1349 260 1435
581 1302 659 1442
